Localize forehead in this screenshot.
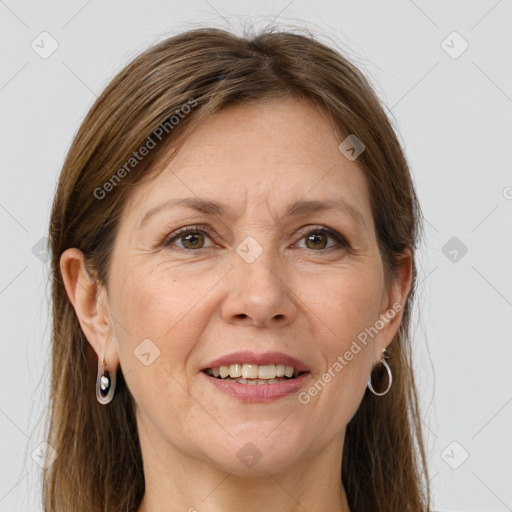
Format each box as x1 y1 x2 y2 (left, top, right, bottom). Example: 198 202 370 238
122 97 373 227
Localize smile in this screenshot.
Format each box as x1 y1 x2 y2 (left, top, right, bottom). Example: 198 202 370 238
201 365 311 402
203 363 304 384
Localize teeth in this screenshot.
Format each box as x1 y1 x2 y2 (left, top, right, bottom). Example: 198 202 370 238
258 365 276 379
209 363 300 381
242 364 259 379
229 364 242 378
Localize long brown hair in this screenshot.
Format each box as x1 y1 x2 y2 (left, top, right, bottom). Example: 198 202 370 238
44 26 431 511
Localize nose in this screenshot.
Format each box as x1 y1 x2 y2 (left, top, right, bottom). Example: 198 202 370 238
220 246 297 329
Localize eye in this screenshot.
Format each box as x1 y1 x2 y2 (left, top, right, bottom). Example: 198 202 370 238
163 224 350 252
163 224 216 250
295 226 350 251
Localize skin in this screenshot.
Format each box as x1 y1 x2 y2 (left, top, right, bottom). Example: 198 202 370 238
61 96 412 512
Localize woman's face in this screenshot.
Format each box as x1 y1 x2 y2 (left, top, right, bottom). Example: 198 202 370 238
91 97 409 475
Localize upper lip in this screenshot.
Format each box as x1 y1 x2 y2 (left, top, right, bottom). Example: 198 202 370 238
202 351 310 373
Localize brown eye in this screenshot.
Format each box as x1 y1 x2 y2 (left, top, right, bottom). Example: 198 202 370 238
305 232 328 250
164 225 215 250
296 227 349 251
180 232 205 249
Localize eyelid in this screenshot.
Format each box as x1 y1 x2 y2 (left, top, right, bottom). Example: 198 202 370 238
293 225 350 249
163 224 217 248
163 223 350 250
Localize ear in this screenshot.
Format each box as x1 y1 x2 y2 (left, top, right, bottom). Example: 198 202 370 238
374 248 413 360
59 248 120 373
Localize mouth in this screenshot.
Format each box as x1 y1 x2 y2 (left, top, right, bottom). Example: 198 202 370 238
202 364 307 385
200 352 311 402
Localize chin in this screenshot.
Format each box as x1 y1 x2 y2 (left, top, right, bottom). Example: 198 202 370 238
202 426 309 476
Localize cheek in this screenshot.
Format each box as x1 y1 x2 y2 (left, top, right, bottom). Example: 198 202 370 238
114 261 209 344
108 265 193 389
111 268 209 433
303 263 383 347
297 263 383 411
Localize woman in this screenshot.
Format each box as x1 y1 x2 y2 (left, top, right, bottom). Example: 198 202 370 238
45 26 431 511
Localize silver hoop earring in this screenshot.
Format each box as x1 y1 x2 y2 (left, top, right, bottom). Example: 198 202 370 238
367 348 392 396
96 356 117 405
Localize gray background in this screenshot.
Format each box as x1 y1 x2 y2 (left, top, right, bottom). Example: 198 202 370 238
1 1 511 511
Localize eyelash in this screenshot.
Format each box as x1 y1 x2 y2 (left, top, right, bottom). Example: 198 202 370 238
163 224 350 252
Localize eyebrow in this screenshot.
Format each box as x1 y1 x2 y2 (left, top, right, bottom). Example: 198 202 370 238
139 197 367 230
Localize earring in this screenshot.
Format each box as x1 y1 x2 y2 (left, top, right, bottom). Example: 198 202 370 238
367 348 392 396
96 355 117 405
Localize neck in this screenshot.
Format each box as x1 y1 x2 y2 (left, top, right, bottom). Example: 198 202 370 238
136 419 351 512
138 473 351 512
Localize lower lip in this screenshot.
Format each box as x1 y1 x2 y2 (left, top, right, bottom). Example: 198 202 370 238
200 371 311 403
